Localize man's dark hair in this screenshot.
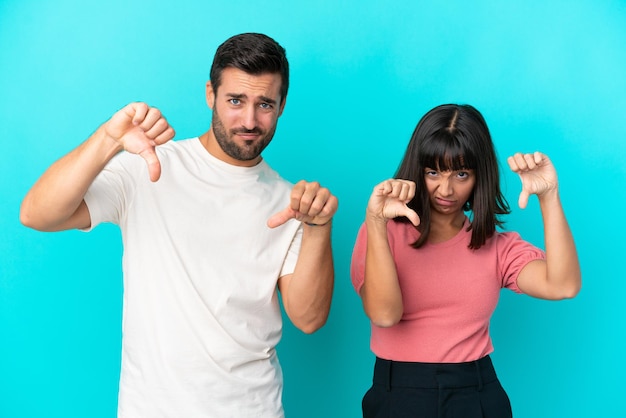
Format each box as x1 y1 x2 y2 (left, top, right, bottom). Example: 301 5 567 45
210 33 289 104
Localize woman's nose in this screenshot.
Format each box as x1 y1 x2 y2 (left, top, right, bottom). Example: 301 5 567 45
438 177 453 196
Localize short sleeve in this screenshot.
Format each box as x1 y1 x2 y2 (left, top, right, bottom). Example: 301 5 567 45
83 152 139 231
497 231 546 293
279 224 303 277
350 223 368 294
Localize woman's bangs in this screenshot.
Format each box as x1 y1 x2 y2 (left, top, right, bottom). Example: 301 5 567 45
420 131 476 172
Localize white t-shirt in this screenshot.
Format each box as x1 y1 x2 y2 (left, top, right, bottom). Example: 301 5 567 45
84 138 302 418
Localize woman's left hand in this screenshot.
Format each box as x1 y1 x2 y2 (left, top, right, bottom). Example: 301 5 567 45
507 152 558 209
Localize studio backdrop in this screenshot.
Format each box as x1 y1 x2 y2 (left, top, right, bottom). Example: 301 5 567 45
1 1 625 417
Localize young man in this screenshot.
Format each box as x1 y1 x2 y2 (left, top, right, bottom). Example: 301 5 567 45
20 33 337 417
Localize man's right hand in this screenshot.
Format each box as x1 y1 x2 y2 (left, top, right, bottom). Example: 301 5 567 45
105 102 175 182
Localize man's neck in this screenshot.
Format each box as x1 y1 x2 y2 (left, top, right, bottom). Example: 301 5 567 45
198 129 262 167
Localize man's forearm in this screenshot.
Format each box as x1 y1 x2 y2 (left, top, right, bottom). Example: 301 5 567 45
281 223 334 334
20 125 121 231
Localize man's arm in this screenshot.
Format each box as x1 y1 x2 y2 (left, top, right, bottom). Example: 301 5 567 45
20 102 174 232
278 223 334 334
269 181 338 334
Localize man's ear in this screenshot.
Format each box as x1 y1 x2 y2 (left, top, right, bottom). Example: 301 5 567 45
278 95 287 117
205 81 215 110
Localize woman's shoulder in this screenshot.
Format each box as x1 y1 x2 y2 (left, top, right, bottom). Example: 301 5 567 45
488 228 543 256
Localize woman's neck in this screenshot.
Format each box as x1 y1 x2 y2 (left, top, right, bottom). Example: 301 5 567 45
428 211 467 244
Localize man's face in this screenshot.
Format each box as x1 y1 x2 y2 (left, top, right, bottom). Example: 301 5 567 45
207 67 285 167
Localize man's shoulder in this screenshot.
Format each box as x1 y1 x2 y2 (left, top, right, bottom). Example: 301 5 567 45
159 137 199 152
153 137 202 162
258 161 294 190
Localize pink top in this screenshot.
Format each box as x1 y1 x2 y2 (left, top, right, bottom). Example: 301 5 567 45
350 218 545 363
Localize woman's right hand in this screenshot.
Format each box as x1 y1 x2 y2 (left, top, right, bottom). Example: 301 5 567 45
366 179 420 226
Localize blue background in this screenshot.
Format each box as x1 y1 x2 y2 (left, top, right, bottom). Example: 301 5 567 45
1 1 625 417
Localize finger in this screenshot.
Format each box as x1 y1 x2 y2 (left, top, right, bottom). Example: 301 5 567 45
374 180 393 196
126 102 149 126
289 180 307 210
137 107 163 132
143 118 171 140
376 179 406 198
290 181 321 215
313 194 338 220
267 207 295 229
506 155 519 172
390 181 405 199
139 148 162 182
303 188 332 218
406 180 416 202
397 180 415 203
510 153 529 171
402 207 420 226
522 153 538 170
153 126 176 145
518 190 530 209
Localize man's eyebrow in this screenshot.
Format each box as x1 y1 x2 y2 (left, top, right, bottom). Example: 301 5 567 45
226 93 277 105
259 96 277 105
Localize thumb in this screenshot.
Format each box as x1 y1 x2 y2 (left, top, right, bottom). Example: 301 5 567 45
267 207 295 228
518 190 530 209
139 148 162 182
402 207 421 226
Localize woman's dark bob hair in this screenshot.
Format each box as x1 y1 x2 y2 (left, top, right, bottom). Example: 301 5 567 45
394 104 510 249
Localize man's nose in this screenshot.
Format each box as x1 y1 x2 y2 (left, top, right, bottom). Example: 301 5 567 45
241 105 257 130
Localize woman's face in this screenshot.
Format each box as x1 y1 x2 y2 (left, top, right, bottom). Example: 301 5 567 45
424 167 476 216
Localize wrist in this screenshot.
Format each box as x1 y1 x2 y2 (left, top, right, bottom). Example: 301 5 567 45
365 215 389 235
87 126 124 166
304 219 332 227
365 211 389 225
96 125 125 156
537 187 560 204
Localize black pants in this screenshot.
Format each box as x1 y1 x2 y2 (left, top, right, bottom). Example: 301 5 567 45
362 356 512 418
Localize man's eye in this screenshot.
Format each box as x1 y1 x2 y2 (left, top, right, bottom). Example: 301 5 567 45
259 103 272 109
229 99 241 105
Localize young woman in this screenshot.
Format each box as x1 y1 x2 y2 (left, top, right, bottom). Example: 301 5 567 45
350 104 581 418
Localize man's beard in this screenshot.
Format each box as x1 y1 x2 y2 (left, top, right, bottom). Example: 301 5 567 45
212 109 276 162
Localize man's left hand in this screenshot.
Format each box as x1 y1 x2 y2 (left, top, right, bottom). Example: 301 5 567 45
267 180 338 228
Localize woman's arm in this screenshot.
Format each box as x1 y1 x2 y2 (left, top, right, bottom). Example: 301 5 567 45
509 152 581 300
360 179 420 327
